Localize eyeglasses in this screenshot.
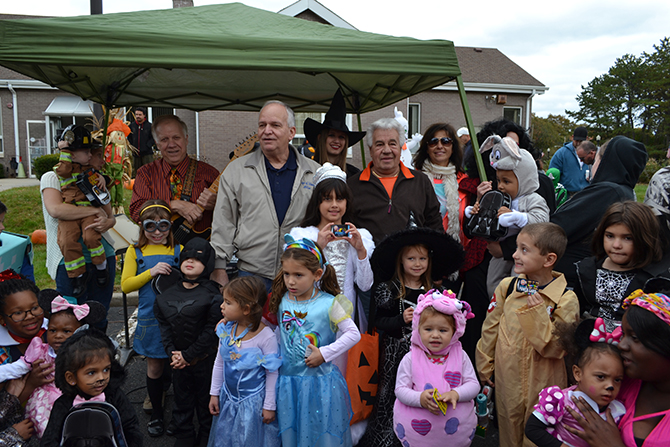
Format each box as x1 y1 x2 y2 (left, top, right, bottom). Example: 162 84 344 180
428 137 453 147
2 305 44 323
143 219 172 233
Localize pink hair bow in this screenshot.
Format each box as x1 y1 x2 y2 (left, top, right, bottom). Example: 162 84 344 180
51 296 89 321
589 317 622 346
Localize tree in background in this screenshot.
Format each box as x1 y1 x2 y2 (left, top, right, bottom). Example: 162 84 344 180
643 37 670 151
567 37 669 158
531 113 576 154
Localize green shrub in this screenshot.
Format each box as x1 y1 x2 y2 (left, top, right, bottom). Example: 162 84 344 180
33 153 60 179
639 158 668 184
0 164 4 178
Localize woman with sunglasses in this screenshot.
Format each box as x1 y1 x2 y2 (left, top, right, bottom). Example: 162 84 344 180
121 199 181 437
412 123 465 246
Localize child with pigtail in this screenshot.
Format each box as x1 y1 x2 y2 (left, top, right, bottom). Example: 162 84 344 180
270 235 361 447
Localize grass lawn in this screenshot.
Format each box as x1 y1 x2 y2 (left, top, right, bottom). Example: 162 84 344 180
0 185 132 290
635 184 648 202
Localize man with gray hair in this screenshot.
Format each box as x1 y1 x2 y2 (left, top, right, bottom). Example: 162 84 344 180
130 114 219 235
210 101 321 288
347 117 442 245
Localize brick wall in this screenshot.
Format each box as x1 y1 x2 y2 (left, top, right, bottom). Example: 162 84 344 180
0 88 67 174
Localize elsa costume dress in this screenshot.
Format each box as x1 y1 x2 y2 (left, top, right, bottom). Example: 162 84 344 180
207 321 282 447
393 289 479 447
277 291 361 447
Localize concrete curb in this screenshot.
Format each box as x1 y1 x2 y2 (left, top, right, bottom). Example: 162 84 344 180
110 291 139 308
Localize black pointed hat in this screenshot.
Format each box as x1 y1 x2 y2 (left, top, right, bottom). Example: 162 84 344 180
303 89 366 147
370 213 465 282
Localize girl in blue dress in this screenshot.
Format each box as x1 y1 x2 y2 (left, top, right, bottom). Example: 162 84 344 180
121 199 180 437
269 235 361 447
207 275 282 447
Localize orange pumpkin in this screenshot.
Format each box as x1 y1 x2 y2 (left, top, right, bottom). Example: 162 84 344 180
31 229 47 244
124 178 135 190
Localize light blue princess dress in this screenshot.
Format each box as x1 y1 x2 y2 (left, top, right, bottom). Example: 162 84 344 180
277 291 354 447
207 321 282 447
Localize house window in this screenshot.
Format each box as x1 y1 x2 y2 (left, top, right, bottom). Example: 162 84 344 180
503 107 522 125
408 103 421 136
151 107 174 119
293 112 321 148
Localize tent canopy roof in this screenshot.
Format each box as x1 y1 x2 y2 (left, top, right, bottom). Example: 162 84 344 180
0 3 461 113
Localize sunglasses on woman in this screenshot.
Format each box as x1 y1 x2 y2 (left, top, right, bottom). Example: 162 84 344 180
143 219 172 233
428 137 453 147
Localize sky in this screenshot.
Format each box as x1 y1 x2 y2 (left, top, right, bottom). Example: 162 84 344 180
3 0 669 118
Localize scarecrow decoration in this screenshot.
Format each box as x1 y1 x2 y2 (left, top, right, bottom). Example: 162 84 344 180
104 119 135 214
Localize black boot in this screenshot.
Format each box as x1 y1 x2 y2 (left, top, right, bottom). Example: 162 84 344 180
95 267 109 287
71 275 87 298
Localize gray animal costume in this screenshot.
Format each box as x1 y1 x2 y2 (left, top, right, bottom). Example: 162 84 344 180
479 136 550 297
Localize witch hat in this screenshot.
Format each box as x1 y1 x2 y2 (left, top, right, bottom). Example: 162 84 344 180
371 213 465 282
304 89 366 147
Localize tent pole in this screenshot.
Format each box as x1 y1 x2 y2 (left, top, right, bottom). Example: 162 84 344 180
456 75 486 182
357 112 366 166
102 107 110 147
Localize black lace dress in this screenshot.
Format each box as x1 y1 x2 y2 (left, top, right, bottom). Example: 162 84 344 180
359 281 428 447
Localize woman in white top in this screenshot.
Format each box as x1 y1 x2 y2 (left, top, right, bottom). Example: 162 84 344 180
40 144 116 331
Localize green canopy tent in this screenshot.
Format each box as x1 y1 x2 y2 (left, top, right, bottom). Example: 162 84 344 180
0 2 484 176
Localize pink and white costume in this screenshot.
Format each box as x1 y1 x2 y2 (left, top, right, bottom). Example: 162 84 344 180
24 337 62 438
393 289 479 447
532 385 625 447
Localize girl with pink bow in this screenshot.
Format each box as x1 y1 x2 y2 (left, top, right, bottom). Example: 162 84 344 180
4 289 105 438
525 317 626 447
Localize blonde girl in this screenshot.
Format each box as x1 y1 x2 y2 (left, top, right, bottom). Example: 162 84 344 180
361 225 464 447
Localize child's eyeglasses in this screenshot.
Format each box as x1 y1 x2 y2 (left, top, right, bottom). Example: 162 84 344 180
143 219 172 233
427 137 453 147
2 305 44 323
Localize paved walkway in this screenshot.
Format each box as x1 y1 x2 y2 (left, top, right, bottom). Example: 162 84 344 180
0 177 40 192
